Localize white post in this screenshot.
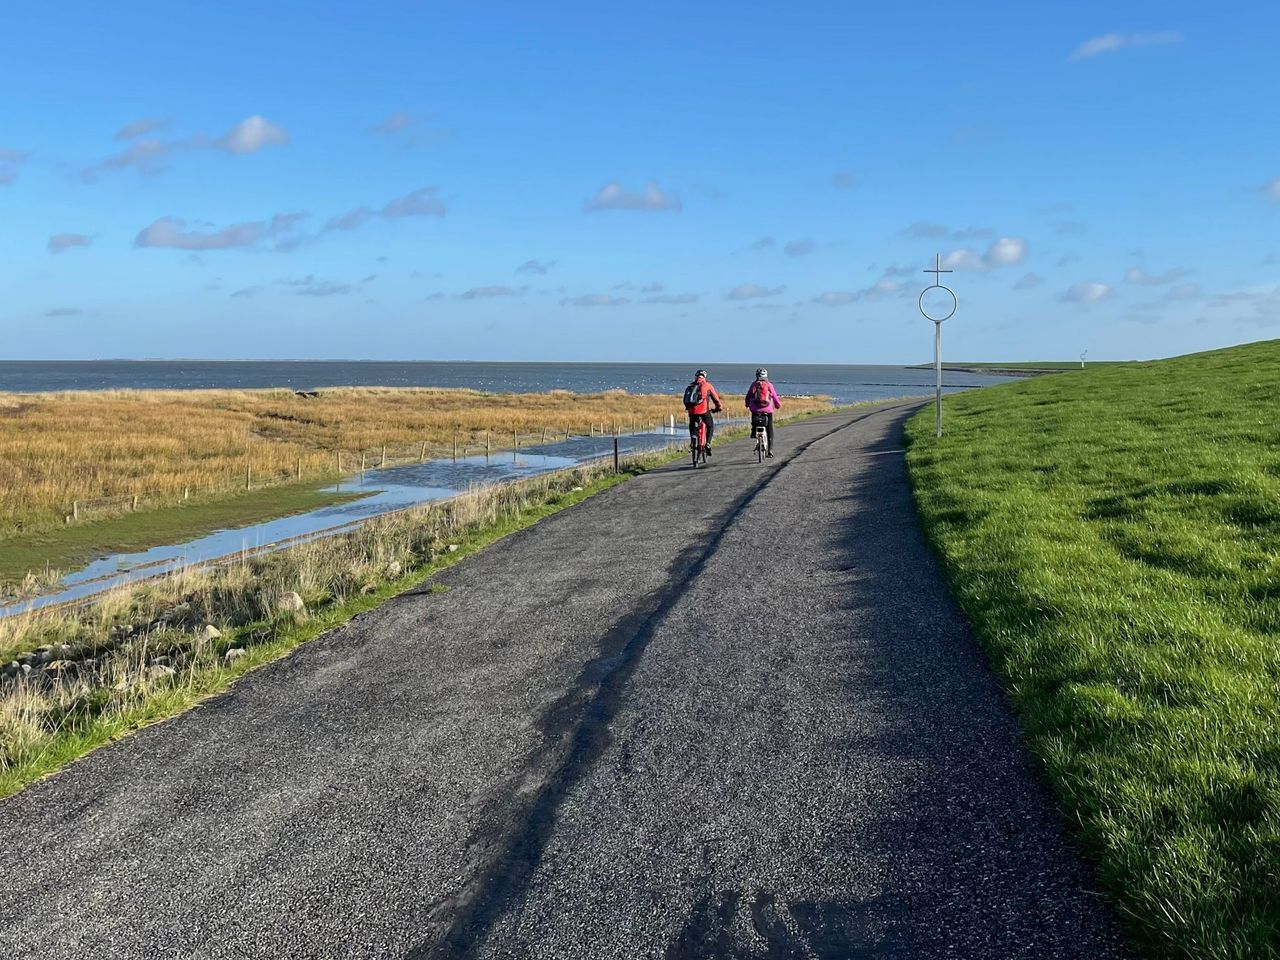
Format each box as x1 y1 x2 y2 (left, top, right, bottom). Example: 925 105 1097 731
934 321 943 438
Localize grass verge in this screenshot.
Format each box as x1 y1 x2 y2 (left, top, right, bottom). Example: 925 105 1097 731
905 339 1280 959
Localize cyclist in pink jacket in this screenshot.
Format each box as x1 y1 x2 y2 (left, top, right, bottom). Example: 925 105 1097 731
745 368 781 457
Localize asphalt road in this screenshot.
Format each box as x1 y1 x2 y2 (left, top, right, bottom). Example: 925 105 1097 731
0 403 1132 959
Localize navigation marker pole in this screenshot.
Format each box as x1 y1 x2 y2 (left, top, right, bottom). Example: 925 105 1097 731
919 253 958 438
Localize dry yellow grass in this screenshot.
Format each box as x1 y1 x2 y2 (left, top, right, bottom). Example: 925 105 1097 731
0 387 831 535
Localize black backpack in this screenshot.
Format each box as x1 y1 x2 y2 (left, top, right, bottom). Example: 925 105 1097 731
683 381 704 409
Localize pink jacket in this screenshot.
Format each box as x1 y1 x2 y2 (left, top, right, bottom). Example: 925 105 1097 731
745 379 781 413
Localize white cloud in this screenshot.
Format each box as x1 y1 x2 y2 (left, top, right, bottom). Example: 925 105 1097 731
1061 282 1113 304
561 294 629 306
811 278 904 307
517 259 556 275
1070 31 1182 61
942 237 1027 271
383 187 446 218
371 112 416 135
902 221 949 239
0 146 27 184
461 286 523 300
326 187 446 231
115 117 169 140
327 208 375 231
86 115 288 179
831 170 856 189
584 181 681 213
640 293 698 305
268 212 310 234
1124 266 1189 285
1259 177 1280 202
135 217 263 250
727 283 785 300
640 282 664 293
783 239 815 257
46 307 82 318
367 112 450 146
1013 272 1044 290
48 233 92 254
277 275 354 297
985 236 1027 267
88 138 178 178
902 222 994 242
941 249 986 272
216 115 289 154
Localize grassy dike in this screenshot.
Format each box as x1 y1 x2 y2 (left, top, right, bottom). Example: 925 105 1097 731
905 340 1280 958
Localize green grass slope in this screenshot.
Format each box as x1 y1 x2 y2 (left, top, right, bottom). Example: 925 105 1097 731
905 340 1280 959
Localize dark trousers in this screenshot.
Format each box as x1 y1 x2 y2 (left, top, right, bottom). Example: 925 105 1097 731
751 412 774 448
688 412 715 446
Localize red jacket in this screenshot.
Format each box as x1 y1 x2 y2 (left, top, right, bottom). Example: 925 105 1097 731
686 377 722 416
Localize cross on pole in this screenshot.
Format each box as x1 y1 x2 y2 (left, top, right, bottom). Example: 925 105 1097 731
918 252 958 439
923 253 952 287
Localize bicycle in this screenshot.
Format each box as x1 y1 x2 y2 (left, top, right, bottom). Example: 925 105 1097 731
751 413 770 463
689 415 708 468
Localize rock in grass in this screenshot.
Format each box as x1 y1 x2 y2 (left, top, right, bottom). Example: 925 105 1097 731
42 660 77 679
202 624 222 641
223 648 247 665
387 560 403 578
146 664 176 682
276 591 307 617
360 582 378 595
447 544 460 553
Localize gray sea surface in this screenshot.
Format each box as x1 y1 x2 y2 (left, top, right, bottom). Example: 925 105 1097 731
0 360 1011 404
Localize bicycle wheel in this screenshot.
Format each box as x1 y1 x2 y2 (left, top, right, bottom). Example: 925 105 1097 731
756 435 763 463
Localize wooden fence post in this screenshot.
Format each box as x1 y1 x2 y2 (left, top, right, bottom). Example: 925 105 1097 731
297 460 302 480
246 465 252 490
452 435 457 460
381 445 387 467
73 500 80 521
420 441 427 462
360 452 366 473
486 431 491 457
613 437 619 473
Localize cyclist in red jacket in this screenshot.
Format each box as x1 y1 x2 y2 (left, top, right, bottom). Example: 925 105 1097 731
683 369 723 456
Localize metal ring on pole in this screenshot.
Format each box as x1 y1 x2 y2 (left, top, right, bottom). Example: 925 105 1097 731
918 283 958 323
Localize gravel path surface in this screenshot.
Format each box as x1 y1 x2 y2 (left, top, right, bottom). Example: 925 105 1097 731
0 403 1132 959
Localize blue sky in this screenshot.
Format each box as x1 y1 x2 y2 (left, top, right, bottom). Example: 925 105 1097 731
3 0 1277 363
